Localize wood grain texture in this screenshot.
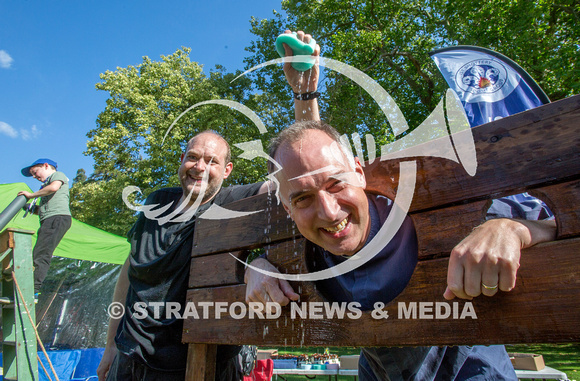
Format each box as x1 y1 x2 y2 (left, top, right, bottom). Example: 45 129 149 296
529 179 580 239
185 344 216 381
189 251 246 288
184 239 580 346
190 96 580 258
184 95 580 350
191 193 298 257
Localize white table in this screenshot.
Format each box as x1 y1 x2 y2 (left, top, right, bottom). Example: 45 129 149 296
514 366 569 380
272 366 569 380
273 368 339 380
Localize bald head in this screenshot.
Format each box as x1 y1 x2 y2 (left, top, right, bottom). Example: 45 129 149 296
187 130 231 164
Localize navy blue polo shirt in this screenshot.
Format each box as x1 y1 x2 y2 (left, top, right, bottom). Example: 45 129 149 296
308 194 548 380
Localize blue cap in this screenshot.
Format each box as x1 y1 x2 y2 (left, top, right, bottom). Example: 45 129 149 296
21 158 58 177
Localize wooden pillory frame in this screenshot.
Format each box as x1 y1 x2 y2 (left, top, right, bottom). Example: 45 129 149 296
182 95 580 380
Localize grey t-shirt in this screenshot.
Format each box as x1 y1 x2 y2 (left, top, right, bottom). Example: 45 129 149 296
39 171 71 221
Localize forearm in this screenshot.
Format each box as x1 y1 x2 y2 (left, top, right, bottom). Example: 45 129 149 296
29 182 61 198
509 218 557 248
105 258 130 348
294 99 320 122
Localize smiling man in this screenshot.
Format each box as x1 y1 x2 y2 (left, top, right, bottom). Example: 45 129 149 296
245 120 556 380
99 131 267 381
272 124 371 257
245 28 557 381
178 131 234 205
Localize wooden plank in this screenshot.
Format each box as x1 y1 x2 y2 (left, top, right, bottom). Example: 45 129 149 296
1 230 15 275
192 193 298 257
188 178 577 285
0 230 15 252
364 94 580 212
529 178 580 239
189 251 246 288
189 238 315 290
183 238 580 347
189 176 578 262
185 343 216 381
411 200 489 260
190 96 579 257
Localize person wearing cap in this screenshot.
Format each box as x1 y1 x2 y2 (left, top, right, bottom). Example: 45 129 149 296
18 158 71 295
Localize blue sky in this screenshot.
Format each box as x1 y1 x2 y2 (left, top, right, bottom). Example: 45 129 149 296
0 0 284 191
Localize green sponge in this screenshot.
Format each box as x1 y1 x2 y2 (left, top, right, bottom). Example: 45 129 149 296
275 32 316 72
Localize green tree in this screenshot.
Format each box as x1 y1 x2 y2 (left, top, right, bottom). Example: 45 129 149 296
76 48 274 235
72 168 87 186
245 0 579 139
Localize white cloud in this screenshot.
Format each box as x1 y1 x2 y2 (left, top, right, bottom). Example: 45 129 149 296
0 121 18 138
0 50 13 69
0 122 42 140
20 125 42 141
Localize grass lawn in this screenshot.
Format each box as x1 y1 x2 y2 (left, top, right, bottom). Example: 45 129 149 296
508 343 579 380
269 344 579 380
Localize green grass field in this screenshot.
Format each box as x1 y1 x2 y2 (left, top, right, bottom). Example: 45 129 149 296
509 343 579 380
270 344 579 380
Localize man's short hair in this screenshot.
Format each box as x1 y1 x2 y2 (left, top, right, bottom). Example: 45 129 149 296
187 130 232 164
268 121 343 173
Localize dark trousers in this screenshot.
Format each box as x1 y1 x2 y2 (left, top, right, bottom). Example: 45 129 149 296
33 215 71 293
106 351 242 381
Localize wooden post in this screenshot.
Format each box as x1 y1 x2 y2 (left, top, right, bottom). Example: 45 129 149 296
185 343 216 381
1 228 38 381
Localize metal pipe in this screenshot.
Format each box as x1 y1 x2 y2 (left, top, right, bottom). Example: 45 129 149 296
0 195 28 231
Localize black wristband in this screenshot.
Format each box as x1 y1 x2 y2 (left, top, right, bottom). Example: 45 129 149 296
293 91 320 101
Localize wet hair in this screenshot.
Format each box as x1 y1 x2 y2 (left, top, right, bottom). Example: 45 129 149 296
268 120 349 173
187 130 231 164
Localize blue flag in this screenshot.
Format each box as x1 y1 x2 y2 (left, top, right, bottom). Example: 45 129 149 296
430 46 553 217
429 46 550 127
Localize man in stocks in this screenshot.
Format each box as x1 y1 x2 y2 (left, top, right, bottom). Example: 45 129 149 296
244 120 556 380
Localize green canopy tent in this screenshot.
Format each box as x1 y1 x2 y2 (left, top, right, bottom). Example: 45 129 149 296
1 182 129 265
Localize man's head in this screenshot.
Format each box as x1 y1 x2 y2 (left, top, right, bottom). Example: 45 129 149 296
269 121 371 256
21 159 58 182
178 131 233 205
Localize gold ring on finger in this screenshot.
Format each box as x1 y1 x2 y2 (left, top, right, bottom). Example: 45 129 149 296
481 282 498 291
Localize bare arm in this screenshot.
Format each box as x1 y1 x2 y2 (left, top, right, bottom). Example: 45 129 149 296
243 30 323 308
97 257 131 380
18 180 62 199
444 218 557 300
282 30 321 122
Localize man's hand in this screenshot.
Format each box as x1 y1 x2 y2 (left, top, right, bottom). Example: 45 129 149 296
282 30 321 95
245 258 300 310
97 344 117 381
444 218 557 300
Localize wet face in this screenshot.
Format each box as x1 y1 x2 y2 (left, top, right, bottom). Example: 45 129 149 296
29 164 53 182
275 129 371 256
178 133 233 205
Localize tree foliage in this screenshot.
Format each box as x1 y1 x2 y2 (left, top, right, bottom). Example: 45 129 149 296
245 0 579 138
73 1 578 235
73 49 277 235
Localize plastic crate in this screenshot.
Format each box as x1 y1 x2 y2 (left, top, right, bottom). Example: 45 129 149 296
273 359 298 369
